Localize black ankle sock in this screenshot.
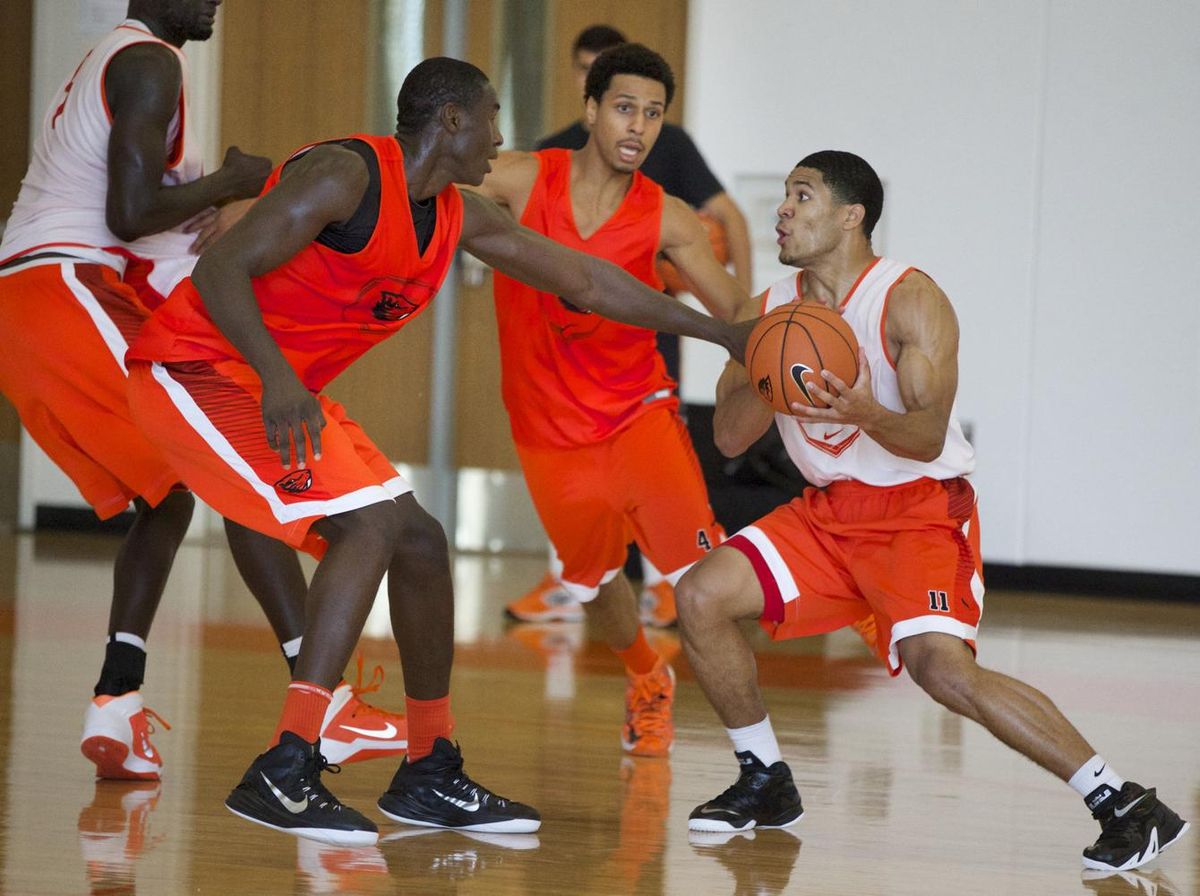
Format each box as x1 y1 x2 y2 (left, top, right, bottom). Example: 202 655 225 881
94 638 146 697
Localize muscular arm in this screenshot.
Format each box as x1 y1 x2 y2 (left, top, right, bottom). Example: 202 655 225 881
459 189 750 360
701 191 753 292
659 196 747 321
462 150 538 218
713 295 775 456
191 145 368 466
795 272 960 462
105 43 270 241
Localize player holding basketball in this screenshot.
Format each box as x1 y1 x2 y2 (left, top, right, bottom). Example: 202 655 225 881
469 43 741 757
0 0 407 783
676 151 1189 872
124 57 748 845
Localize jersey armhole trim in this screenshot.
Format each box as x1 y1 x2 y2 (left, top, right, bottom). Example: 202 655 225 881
879 266 917 370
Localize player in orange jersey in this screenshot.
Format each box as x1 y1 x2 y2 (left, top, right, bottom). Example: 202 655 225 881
675 151 1189 872
0 0 406 783
469 43 746 757
124 57 749 846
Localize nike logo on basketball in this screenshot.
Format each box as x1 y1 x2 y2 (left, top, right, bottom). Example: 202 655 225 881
432 788 480 812
262 773 310 814
790 363 816 405
1114 793 1149 818
340 722 399 739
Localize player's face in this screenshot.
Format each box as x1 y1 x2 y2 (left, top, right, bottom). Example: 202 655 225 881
775 167 847 267
152 0 222 45
573 50 600 97
583 75 666 174
451 86 504 186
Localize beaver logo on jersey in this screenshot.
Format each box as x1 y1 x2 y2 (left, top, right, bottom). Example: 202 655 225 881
790 363 817 406
756 375 774 403
276 469 313 494
372 291 419 322
346 276 436 327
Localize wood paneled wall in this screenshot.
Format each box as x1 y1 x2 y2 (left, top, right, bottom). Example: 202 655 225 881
0 0 33 455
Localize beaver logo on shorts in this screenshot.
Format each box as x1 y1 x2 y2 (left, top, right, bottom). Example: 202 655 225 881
276 469 313 494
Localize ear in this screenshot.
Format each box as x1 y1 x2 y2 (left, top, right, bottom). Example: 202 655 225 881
583 96 599 129
842 203 865 232
439 102 463 134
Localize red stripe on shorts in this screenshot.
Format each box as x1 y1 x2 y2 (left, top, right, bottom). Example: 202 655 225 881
725 534 785 623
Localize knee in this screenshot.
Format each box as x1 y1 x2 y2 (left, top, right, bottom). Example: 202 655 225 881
902 639 976 707
391 503 449 566
675 565 728 634
326 500 405 558
137 489 195 536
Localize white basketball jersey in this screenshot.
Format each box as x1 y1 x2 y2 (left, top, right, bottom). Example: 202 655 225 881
0 19 203 298
763 257 975 487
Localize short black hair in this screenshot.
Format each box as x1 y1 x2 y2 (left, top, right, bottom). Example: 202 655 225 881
573 25 626 56
584 43 675 110
796 150 884 239
395 57 490 134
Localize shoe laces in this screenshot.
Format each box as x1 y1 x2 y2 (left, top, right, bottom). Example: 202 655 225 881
423 746 514 809
627 667 672 739
706 765 776 813
142 707 172 733
297 753 348 812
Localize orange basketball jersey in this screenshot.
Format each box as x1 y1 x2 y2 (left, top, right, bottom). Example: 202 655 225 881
128 134 463 390
493 149 672 450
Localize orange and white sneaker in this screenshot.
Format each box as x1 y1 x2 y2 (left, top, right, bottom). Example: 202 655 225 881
638 580 678 628
81 692 170 780
320 658 408 765
504 573 584 623
621 660 676 757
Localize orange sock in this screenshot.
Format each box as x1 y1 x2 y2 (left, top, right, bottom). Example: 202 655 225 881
271 681 332 747
405 695 452 761
615 628 659 677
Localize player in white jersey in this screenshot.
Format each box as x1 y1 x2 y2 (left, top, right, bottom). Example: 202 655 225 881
0 0 407 782
674 151 1188 873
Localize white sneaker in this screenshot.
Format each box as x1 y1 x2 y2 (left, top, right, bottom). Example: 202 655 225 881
81 692 169 780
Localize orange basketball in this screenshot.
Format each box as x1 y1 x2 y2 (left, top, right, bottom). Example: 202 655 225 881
657 211 728 295
745 302 860 414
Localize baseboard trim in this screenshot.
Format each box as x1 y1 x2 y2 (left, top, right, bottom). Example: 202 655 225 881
35 505 133 535
985 563 1199 601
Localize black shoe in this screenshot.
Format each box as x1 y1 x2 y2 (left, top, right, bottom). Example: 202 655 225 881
225 732 378 846
377 738 541 833
1081 867 1182 896
1082 782 1189 872
688 751 804 832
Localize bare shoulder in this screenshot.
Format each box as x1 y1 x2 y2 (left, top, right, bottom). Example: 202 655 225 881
887 269 959 347
660 194 705 250
470 150 539 204
280 143 368 189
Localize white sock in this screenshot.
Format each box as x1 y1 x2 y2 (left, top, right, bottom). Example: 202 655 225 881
281 636 302 658
1069 755 1125 807
112 631 147 651
726 716 782 766
548 545 564 581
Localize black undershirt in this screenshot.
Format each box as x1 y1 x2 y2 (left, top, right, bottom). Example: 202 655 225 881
283 138 436 255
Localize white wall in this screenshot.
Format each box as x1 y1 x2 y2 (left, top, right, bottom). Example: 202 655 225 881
686 0 1200 574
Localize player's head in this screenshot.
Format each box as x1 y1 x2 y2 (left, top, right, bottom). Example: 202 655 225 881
395 57 502 187
128 0 221 46
571 25 627 95
582 44 673 173
776 151 884 266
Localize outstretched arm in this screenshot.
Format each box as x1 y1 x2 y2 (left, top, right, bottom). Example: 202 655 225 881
191 145 369 468
701 191 753 292
104 43 271 242
459 190 751 362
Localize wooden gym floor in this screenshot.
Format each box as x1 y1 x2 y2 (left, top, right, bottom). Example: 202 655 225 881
0 528 1195 895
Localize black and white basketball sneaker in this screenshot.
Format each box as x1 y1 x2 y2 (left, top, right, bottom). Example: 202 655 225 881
377 738 541 833
225 732 378 846
688 750 804 832
1082 782 1189 872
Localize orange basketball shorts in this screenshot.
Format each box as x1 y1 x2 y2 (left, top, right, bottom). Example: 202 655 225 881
126 358 410 557
725 476 983 675
515 405 724 601
0 261 179 518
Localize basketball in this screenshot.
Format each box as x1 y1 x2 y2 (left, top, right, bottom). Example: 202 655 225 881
745 302 860 413
657 211 728 295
